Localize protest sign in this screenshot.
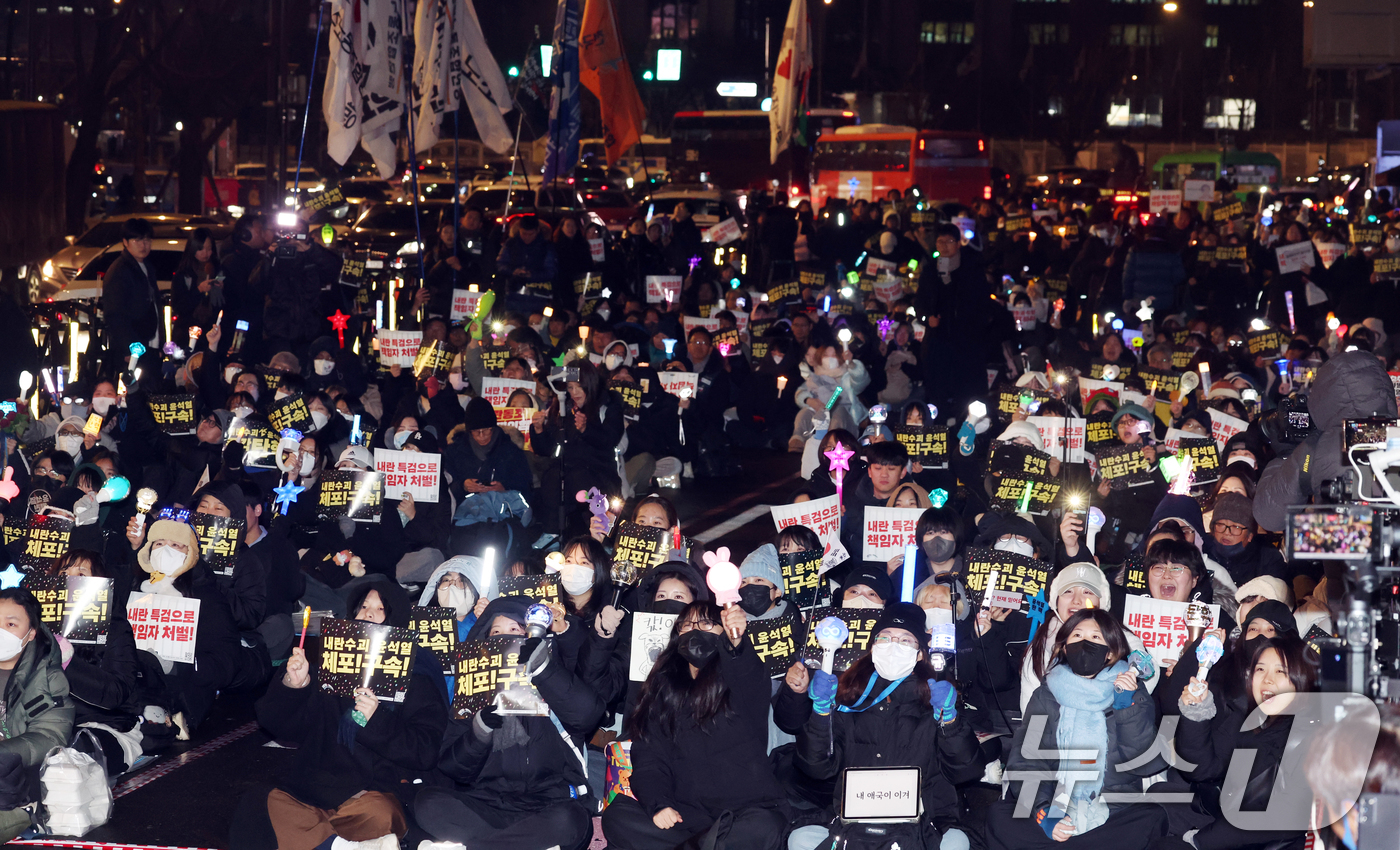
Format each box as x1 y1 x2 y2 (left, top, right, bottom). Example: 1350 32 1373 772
995 385 1053 421
962 547 1052 607
1275 241 1315 275
19 513 72 572
1078 377 1123 410
629 612 679 682
572 273 604 298
319 617 418 702
1149 190 1183 215
499 574 563 608
771 496 850 573
1351 224 1384 246
476 345 511 377
376 330 422 367
861 507 925 562
1212 201 1244 222
23 576 112 644
191 514 245 578
1170 347 1195 370
1089 360 1134 381
316 470 385 522
989 441 1054 478
891 424 948 468
226 420 279 469
1026 416 1086 464
481 377 537 408
645 275 683 304
495 408 533 443
413 341 455 379
865 258 897 280
1121 554 1149 595
127 592 200 664
749 608 802 678
1374 257 1400 281
799 269 829 291
449 289 485 322
1123 596 1220 670
800 607 878 673
609 379 643 416
1002 216 1033 234
713 328 741 355
705 218 741 245
1175 437 1222 485
588 237 605 263
1010 304 1037 329
1246 326 1288 357
990 474 1062 516
778 549 824 609
374 449 442 503
681 316 722 338
767 279 801 306
1085 411 1118 452
1207 408 1248 450
408 606 458 669
658 371 699 398
1182 179 1214 202
149 394 198 435
1094 443 1156 489
873 278 903 305
612 521 669 572
268 393 314 435
1134 367 1181 398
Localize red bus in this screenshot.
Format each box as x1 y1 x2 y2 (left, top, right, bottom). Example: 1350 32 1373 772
810 125 991 209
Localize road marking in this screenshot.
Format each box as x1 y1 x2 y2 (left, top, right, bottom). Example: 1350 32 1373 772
692 504 772 544
109 721 261 800
684 471 799 533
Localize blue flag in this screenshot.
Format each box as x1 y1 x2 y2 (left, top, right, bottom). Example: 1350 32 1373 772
542 0 581 184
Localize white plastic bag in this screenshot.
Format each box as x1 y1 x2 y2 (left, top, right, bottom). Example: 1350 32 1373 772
39 739 111 837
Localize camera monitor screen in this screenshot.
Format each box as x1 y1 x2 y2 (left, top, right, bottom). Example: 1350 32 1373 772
1287 506 1373 560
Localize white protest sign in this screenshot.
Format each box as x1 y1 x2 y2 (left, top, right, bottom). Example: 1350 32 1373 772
1078 377 1124 409
1122 595 1220 670
127 592 200 664
874 278 904 305
373 449 442 503
681 315 721 336
1027 415 1087 464
657 371 699 398
376 331 422 367
1010 304 1037 329
1317 242 1346 269
1149 190 1183 215
860 506 925 562
449 290 484 322
645 275 682 304
771 495 850 573
705 218 741 245
480 378 537 409
1207 408 1248 451
985 589 1024 610
1275 241 1315 275
629 612 679 682
1162 427 1197 453
841 767 921 820
588 237 605 263
866 257 897 279
1182 180 1215 202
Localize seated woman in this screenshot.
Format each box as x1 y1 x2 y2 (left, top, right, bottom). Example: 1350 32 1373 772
602 601 789 850
790 602 979 850
987 608 1168 850
191 481 269 635
415 596 603 850
547 535 613 645
234 576 450 850
0 588 74 841
416 556 492 640
590 493 681 544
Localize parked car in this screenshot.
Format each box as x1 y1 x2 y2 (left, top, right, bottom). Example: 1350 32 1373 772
39 213 229 300
640 186 744 229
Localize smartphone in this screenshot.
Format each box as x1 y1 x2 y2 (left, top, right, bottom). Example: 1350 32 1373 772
1285 505 1373 561
236 320 250 332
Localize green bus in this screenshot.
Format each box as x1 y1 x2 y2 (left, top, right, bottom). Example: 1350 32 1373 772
1152 150 1282 202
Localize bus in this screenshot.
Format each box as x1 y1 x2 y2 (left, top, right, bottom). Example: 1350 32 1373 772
578 135 670 180
810 125 991 209
1152 150 1282 202
669 108 860 197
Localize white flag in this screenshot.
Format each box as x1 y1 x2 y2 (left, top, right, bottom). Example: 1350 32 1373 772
768 0 811 164
412 0 514 155
323 0 405 179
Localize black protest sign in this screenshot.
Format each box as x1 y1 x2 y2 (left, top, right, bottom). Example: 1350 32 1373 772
750 338 772 361
317 470 385 522
20 437 54 473
1177 437 1221 485
1170 347 1195 370
191 514 245 578
408 606 458 670
1085 411 1118 450
499 574 563 608
339 257 368 286
479 345 512 376
778 549 824 608
962 546 1052 608
799 606 879 674
1002 215 1033 233
1212 201 1244 222
149 394 198 435
1246 326 1288 357
412 340 455 379
767 280 801 306
301 184 347 213
572 273 603 297
318 617 418 702
611 521 668 572
990 474 1062 516
1121 554 1149 595
523 280 553 297
1134 367 1181 397
1040 276 1069 301
267 393 314 434
227 421 279 469
608 379 642 416
995 385 1053 421
451 636 548 718
798 270 828 290
1374 257 1400 281
989 442 1054 478
892 424 949 469
713 328 741 353
749 608 802 678
1214 246 1247 265
19 513 72 572
1094 443 1155 489
22 576 113 644
750 320 774 339
1351 225 1384 246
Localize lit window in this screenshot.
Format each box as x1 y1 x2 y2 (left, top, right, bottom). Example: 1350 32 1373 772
1204 97 1256 131
1028 23 1070 44
1111 24 1163 46
650 2 697 41
924 21 974 44
1204 25 1219 48
1107 95 1164 127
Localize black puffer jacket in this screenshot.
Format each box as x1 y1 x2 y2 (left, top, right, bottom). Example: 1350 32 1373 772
1255 350 1399 531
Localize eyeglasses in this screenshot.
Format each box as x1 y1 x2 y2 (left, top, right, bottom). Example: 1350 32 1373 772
1213 522 1248 535
874 635 921 649
679 619 717 632
1148 564 1188 578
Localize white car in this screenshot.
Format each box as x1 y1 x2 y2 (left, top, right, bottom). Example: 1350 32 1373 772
39 214 226 301
55 241 187 301
642 186 745 229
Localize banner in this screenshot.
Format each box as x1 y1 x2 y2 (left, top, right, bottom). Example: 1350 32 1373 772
799 607 876 673
1122 596 1220 670
450 289 485 322
411 0 513 155
768 0 811 163
962 547 1052 607
612 521 668 572
771 495 849 573
778 549 824 608
452 635 548 716
860 507 925 562
23 576 112 645
1094 443 1155 489
499 574 563 607
323 0 404 178
127 592 200 664
192 514 245 578
374 449 442 503
629 611 678 682
657 371 699 398
319 617 418 702
749 607 801 678
891 423 948 468
149 394 197 435
317 469 385 522
541 0 583 183
19 513 73 572
377 331 423 367
408 605 458 670
481 377 537 408
268 392 314 434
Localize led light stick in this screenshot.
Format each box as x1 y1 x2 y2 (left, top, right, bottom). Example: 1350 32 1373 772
703 547 743 641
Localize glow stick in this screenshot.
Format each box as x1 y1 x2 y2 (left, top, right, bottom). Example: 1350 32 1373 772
900 543 917 603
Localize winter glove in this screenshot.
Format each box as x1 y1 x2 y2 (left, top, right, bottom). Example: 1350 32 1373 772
1113 687 1135 710
478 705 503 729
929 679 957 723
810 670 838 716
1036 804 1067 839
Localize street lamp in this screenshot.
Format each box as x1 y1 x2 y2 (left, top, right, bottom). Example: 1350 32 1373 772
1163 1 1178 10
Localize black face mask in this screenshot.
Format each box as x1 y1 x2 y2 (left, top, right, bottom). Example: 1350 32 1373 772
1240 634 1268 663
676 629 723 667
652 599 689 616
1065 640 1111 678
1213 541 1246 558
922 537 958 564
737 584 774 617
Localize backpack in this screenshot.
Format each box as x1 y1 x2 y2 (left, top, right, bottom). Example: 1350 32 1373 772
819 821 928 850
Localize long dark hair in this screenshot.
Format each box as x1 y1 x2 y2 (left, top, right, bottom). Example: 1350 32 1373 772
835 646 937 711
628 601 732 740
776 524 822 553
559 535 610 620
1243 635 1315 716
175 227 219 284
632 494 678 530
1049 608 1131 674
568 359 606 420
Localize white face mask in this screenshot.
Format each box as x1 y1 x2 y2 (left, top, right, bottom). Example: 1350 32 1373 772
393 429 412 449
314 359 335 376
247 386 260 402
299 452 317 477
310 410 329 432
843 596 882 610
0 629 24 663
771 354 784 365
821 356 841 370
56 434 82 459
558 563 595 596
871 641 919 681
1095 228 1113 243
1387 237 1400 253
994 537 1035 558
439 582 474 618
275 389 291 401
224 366 240 384
91 396 115 415
531 320 547 336
233 406 254 421
604 353 623 370
925 606 953 631
151 545 186 577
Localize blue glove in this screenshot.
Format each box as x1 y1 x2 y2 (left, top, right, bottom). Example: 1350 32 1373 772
1037 804 1067 838
929 679 957 723
1113 686 1135 710
810 670 838 715
957 420 978 456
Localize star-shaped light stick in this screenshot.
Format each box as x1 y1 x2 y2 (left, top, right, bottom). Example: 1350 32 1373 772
825 443 855 507
328 310 351 348
273 478 306 515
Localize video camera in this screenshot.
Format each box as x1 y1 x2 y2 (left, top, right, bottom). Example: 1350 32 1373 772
1258 392 1314 453
273 211 308 259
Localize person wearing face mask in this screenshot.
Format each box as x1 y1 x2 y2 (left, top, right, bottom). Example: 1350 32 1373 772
0 588 75 841
417 557 489 640
232 577 449 850
602 600 788 850
1202 492 1288 589
838 564 892 611
547 536 610 649
187 481 271 638
53 417 87 463
414 595 602 850
989 607 1167 850
789 602 979 850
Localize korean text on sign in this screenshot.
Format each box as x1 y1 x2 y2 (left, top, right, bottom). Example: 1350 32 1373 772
861 507 925 562
319 618 418 702
1122 596 1220 670
127 592 201 664
373 449 442 503
771 495 850 574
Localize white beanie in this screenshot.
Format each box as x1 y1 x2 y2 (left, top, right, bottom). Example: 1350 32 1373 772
1234 575 1293 607
996 421 1045 449
1050 562 1112 606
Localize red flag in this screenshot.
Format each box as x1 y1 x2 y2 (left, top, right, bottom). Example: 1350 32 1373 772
578 0 646 166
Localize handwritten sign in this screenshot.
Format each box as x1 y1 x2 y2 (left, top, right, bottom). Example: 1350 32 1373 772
1122 596 1220 670
771 496 850 573
373 449 442 503
861 507 925 562
629 612 679 682
149 394 197 435
127 592 200 664
316 469 384 522
377 330 422 367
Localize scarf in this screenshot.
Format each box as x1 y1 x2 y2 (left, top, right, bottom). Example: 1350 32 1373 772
1044 658 1127 810
470 427 499 461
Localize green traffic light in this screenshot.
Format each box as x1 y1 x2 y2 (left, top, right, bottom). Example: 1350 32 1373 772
508 66 520 77
642 70 653 81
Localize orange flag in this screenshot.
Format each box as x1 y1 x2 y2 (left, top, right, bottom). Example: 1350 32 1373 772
578 0 646 166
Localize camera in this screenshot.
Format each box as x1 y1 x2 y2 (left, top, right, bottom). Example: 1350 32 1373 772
1258 393 1314 452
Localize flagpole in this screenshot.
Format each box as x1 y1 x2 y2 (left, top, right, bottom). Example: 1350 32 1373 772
399 0 427 303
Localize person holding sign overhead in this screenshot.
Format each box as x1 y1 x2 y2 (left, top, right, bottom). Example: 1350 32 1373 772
531 360 624 535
